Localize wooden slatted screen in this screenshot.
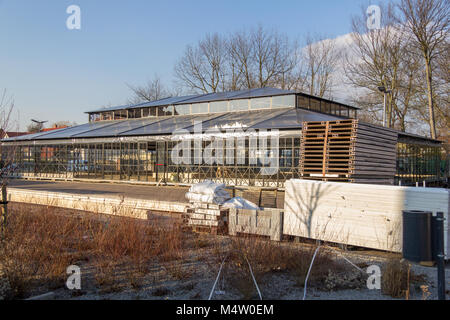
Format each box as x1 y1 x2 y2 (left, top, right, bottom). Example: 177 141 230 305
300 119 398 184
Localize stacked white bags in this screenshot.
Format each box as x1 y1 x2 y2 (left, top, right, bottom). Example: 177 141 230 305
185 180 231 205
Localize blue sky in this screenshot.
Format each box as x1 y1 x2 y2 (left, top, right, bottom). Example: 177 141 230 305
0 0 376 130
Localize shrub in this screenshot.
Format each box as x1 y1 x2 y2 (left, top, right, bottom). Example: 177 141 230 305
0 202 188 298
381 258 410 298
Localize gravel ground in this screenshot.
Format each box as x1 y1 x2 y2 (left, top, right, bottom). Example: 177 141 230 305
6 248 447 301
1 201 448 301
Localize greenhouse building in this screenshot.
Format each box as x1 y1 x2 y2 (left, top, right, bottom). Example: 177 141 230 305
1 88 445 187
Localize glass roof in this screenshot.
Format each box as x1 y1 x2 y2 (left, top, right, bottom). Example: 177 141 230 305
181 108 290 132
3 107 347 142
122 113 224 136
1 121 117 141
72 117 164 138
252 108 343 129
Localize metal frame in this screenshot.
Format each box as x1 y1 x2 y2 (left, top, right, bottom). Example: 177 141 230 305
3 135 303 187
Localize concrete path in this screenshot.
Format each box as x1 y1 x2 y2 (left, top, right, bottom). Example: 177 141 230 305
7 179 191 217
8 179 189 202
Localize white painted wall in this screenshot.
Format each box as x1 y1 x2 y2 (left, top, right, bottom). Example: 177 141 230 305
283 179 449 258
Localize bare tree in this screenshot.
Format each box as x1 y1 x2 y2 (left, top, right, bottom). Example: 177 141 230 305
412 39 450 141
0 90 17 236
273 65 307 91
433 40 449 142
0 90 15 139
228 26 299 90
303 34 341 98
345 3 422 131
175 26 300 93
397 0 449 139
395 48 424 131
127 75 170 103
251 26 299 88
26 122 43 133
228 29 254 89
174 33 228 93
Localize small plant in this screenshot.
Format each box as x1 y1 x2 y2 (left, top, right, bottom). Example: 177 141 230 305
324 269 366 291
194 235 210 249
164 260 192 280
152 287 170 297
181 282 195 291
381 258 410 298
420 285 431 300
213 235 345 299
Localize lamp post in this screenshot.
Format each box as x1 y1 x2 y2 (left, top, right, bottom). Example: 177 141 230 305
378 86 392 127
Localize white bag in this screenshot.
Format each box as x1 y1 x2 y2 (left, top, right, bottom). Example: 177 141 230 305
189 180 227 196
221 197 260 210
185 192 229 205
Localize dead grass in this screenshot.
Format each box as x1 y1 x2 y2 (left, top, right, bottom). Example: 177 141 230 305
381 258 411 298
214 235 344 299
0 202 187 299
0 202 393 300
152 287 170 297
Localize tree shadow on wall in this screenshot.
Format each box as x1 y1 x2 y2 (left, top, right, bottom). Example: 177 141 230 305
285 180 336 238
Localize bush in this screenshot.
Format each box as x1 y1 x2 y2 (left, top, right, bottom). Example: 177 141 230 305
215 236 343 298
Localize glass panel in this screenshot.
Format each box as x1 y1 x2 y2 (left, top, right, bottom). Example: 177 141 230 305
330 104 337 115
322 102 331 114
142 107 157 117
128 109 142 119
209 101 228 113
250 97 271 110
174 104 190 115
229 99 249 111
191 103 209 114
310 98 320 111
272 95 295 108
342 107 350 117
101 112 113 121
73 117 161 138
90 113 101 122
114 110 127 120
157 105 173 116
